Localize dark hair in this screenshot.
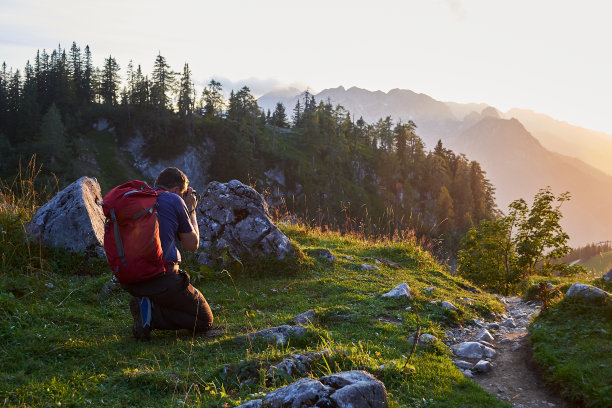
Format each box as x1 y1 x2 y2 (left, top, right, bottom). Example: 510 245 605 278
155 167 189 190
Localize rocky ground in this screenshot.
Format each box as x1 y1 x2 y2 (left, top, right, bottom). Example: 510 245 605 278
446 296 568 408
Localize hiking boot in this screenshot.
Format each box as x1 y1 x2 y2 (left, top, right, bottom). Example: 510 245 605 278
129 296 151 341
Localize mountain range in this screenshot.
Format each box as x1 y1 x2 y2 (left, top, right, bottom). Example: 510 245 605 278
258 86 612 247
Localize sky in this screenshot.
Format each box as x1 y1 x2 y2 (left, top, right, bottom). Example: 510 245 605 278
2 0 611 134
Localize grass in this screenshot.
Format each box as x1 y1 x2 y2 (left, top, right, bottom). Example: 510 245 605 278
0 171 510 407
529 295 612 408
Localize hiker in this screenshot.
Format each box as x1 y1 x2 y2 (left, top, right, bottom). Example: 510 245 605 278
119 167 213 340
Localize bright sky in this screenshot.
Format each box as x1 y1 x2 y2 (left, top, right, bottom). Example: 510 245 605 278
2 0 611 133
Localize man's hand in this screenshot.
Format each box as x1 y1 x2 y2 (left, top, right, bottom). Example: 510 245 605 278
183 187 198 214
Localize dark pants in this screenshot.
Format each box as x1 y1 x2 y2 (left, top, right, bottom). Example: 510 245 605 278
122 270 213 332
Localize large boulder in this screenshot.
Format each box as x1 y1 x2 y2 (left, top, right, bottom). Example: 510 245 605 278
27 177 105 255
565 283 610 300
196 180 294 262
236 370 387 408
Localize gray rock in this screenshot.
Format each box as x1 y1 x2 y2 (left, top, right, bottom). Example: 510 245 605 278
382 283 412 299
321 371 387 408
451 342 496 359
247 325 306 346
604 269 612 282
259 370 387 408
472 360 492 373
454 360 473 370
361 264 379 271
293 310 315 326
315 249 337 263
267 351 329 379
474 329 495 343
566 283 611 299
441 301 458 311
461 369 473 378
420 333 438 343
502 318 516 328
424 287 435 292
264 378 329 408
27 177 105 254
196 180 294 262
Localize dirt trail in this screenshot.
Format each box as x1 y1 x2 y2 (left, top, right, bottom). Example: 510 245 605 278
470 297 568 408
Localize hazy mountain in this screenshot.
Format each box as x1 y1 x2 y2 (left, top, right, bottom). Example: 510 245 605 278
448 117 612 246
504 108 612 176
258 86 612 246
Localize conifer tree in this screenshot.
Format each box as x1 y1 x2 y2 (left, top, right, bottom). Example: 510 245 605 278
150 53 175 111
100 55 120 105
200 79 224 117
177 63 194 118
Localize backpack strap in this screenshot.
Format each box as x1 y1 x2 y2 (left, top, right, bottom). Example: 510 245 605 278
110 208 127 265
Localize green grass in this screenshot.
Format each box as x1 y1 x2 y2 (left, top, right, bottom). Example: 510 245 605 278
529 295 612 408
0 190 509 407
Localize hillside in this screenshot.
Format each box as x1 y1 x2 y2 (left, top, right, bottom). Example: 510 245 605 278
0 196 509 407
449 117 612 246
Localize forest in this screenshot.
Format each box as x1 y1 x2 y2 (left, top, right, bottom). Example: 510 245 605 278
0 42 498 257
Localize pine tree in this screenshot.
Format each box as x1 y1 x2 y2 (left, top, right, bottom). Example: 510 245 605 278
150 53 175 110
271 102 288 128
177 63 194 118
100 55 121 105
200 79 224 117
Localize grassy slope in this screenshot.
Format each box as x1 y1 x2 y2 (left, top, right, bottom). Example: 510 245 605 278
0 210 509 407
529 295 612 408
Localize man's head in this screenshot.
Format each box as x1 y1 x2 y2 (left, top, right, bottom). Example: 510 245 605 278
155 167 189 195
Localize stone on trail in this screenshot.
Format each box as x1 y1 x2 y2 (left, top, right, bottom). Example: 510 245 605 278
502 318 516 328
27 176 105 255
565 283 611 300
474 329 495 343
454 360 473 370
451 342 496 359
472 360 493 373
382 283 413 299
196 180 294 263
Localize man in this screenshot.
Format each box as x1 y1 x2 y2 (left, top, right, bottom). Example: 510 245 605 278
121 167 213 341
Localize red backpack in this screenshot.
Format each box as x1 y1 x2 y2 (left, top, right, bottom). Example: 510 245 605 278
102 180 166 284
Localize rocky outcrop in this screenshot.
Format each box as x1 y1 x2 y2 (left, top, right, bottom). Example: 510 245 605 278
27 177 105 256
565 283 610 300
237 370 387 408
196 180 294 263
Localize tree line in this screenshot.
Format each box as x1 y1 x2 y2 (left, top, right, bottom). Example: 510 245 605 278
0 42 499 257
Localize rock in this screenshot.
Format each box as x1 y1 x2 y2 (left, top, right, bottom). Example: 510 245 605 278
267 351 329 379
451 342 496 359
603 269 612 282
487 322 500 330
424 287 434 292
474 329 495 343
461 369 473 378
293 310 315 326
501 318 516 328
247 325 306 346
44 282 54 289
420 333 438 343
315 249 336 263
454 360 473 370
249 371 387 408
472 360 492 373
264 378 329 408
565 283 611 300
361 264 379 271
382 283 413 299
320 371 387 408
511 342 522 352
196 180 294 262
440 301 458 311
27 177 105 255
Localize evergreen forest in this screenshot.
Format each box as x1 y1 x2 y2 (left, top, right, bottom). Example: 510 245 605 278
0 42 498 257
